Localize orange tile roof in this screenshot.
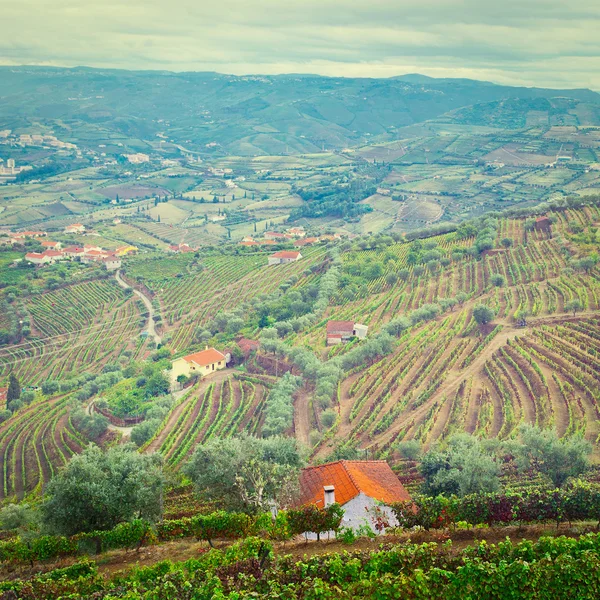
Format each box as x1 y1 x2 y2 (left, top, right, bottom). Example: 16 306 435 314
326 320 354 334
184 348 226 367
297 460 411 508
271 251 301 259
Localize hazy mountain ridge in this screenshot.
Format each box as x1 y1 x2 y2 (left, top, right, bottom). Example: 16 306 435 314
1 66 599 155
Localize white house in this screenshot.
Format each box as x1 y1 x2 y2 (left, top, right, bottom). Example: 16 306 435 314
171 347 228 387
25 252 50 266
103 257 122 271
64 223 86 234
268 251 302 265
296 460 411 536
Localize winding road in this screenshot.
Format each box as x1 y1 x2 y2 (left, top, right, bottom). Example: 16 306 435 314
115 270 162 346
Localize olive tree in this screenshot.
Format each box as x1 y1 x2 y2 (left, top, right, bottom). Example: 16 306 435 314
42 444 165 535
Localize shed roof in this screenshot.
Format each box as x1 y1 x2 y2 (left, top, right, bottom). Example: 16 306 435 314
326 320 355 333
183 348 226 367
297 460 411 507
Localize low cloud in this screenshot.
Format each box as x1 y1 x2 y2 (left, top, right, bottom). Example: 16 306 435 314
1 0 599 89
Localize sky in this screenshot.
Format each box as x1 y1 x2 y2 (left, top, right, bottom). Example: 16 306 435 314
2 0 600 89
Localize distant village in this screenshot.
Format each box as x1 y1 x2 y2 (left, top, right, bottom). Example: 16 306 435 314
5 225 137 271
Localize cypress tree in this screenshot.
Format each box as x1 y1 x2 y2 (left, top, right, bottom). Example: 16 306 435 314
7 373 20 403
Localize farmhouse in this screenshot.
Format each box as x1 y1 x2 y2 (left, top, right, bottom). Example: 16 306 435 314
25 252 49 266
11 231 46 242
326 321 368 345
42 250 66 263
268 251 302 265
102 257 122 271
296 460 411 535
40 241 61 250
168 243 195 254
286 227 306 238
239 240 259 247
534 216 552 233
237 338 259 356
264 231 290 241
171 347 228 386
64 223 85 234
63 246 85 258
294 237 319 247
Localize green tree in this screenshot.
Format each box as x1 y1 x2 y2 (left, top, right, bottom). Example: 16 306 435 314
42 444 164 535
472 304 495 327
490 273 506 287
7 373 20 403
184 435 303 512
420 434 500 497
500 237 513 249
565 298 583 316
511 425 592 488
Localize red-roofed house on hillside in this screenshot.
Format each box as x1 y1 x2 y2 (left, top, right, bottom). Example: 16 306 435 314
0 387 7 407
237 338 259 356
42 250 66 263
63 246 85 258
25 252 50 266
268 251 302 265
41 240 61 250
264 231 291 241
294 237 319 247
296 460 411 535
326 321 368 345
171 347 229 387
64 223 86 234
534 216 552 233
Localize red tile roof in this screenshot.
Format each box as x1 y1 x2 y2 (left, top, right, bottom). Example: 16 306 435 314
294 237 319 246
64 246 85 253
184 348 226 367
239 241 259 246
260 239 278 245
25 252 45 259
41 241 59 247
238 338 259 353
326 320 355 334
297 460 411 507
42 250 62 257
271 251 301 259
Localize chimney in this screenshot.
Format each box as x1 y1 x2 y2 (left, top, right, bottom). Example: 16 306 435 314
324 485 335 507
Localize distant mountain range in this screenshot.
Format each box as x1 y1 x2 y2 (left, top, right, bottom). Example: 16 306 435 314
1 66 599 155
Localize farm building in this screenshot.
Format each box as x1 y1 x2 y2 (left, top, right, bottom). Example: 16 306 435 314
171 347 228 386
534 216 552 233
102 257 122 271
326 321 368 345
168 243 195 254
286 227 306 238
42 250 67 263
40 240 61 250
237 338 259 356
294 237 319 247
268 251 302 265
64 223 85 234
0 387 6 407
63 246 85 258
264 231 291 241
24 252 49 266
296 460 411 535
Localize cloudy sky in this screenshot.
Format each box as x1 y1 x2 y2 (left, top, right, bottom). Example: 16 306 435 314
2 0 600 89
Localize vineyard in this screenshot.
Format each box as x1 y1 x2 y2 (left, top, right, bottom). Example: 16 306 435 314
143 372 272 467
0 204 599 500
0 394 86 500
0 279 148 384
298 206 600 459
